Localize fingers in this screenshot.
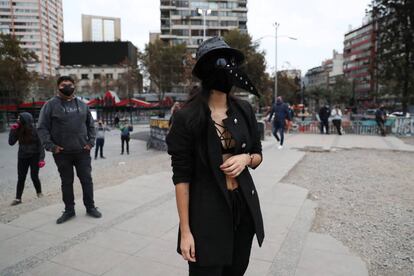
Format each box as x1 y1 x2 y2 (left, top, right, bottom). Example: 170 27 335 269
189 243 196 262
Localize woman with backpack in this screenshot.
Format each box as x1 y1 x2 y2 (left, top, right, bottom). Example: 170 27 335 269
9 112 45 205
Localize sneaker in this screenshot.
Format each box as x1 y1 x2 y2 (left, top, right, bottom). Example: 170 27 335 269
37 193 44 198
56 211 76 224
10 199 22 206
278 145 283 150
86 207 102 218
101 156 106 159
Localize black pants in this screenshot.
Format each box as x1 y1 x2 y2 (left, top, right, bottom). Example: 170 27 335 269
332 119 342 135
189 189 255 276
53 151 95 212
272 120 285 145
95 138 105 158
376 119 386 136
121 136 130 154
320 120 329 134
16 155 42 199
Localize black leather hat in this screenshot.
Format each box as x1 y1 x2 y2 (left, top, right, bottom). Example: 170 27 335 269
192 36 245 80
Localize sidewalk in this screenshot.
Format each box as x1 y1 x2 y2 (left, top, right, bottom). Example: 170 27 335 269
1 134 412 275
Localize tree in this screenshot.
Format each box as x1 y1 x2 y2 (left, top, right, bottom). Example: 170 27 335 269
370 0 414 113
31 74 56 100
223 30 271 105
0 34 38 104
139 40 186 101
330 76 353 106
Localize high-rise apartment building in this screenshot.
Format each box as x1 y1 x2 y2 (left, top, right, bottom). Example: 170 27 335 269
159 0 248 50
0 0 64 75
82 14 121 42
343 15 377 101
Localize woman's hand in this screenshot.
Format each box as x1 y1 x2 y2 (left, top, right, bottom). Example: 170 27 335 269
180 230 196 262
220 154 250 178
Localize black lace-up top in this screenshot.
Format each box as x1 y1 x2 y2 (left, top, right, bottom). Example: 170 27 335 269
214 121 236 155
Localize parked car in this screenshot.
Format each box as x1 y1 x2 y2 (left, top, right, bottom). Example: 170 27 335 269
389 112 411 118
362 109 377 120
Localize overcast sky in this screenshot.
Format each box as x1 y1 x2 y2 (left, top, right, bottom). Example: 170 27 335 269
62 0 372 74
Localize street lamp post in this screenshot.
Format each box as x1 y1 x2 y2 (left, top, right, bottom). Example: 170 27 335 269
197 8 211 41
274 22 279 103
253 25 297 103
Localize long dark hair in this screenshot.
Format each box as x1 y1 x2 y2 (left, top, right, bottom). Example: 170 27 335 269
17 124 34 144
16 113 37 144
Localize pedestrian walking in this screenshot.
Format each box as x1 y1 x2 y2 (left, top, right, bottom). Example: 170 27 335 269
8 112 45 205
331 105 343 135
119 121 133 154
286 103 295 133
95 120 110 159
166 37 264 276
37 76 102 224
268 96 291 149
375 105 387 136
319 105 330 134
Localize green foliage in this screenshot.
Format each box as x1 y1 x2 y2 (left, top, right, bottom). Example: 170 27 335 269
0 34 38 103
139 40 186 98
223 30 271 105
371 0 414 112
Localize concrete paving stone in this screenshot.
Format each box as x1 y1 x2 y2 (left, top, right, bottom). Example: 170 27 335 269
103 255 187 276
94 184 162 205
8 211 54 230
50 243 129 275
22 261 91 276
0 223 28 242
86 228 155 255
135 238 187 270
114 199 178 238
250 234 285 262
297 247 368 276
121 171 174 191
159 225 179 242
35 218 97 238
74 200 138 225
0 230 62 270
304 232 352 255
245 259 272 276
261 204 303 221
263 215 296 241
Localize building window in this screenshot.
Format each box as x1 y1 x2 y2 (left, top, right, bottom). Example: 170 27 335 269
81 74 89 80
93 74 101 80
106 73 113 79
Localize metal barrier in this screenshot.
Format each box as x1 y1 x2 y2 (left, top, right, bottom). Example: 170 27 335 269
263 118 413 136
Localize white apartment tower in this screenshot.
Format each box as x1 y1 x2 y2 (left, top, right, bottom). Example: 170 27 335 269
160 0 248 49
0 0 64 75
81 14 121 42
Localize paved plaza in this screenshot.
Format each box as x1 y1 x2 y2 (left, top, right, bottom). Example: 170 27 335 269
0 131 413 276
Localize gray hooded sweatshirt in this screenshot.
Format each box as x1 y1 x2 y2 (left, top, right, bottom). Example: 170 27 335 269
37 96 96 153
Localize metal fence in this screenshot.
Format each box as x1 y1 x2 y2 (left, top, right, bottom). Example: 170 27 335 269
263 117 414 136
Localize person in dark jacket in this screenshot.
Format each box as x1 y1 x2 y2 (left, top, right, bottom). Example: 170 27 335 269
319 105 330 134
375 105 387 136
268 96 290 149
95 120 110 159
9 112 45 206
37 76 102 224
119 121 133 154
166 37 264 276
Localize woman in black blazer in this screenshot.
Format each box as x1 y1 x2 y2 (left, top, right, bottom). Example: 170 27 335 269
166 37 264 276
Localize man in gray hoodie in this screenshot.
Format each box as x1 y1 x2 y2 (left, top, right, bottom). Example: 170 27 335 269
38 76 102 224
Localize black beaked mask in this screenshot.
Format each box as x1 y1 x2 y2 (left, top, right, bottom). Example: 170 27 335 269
59 85 75 97
203 57 259 97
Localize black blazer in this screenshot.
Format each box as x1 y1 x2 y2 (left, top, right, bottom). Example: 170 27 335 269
166 98 264 266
